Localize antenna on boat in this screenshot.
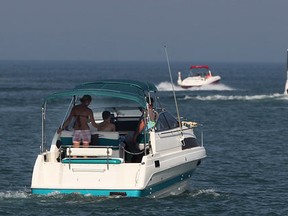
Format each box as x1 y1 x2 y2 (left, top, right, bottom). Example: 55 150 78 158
164 46 183 133
284 49 288 95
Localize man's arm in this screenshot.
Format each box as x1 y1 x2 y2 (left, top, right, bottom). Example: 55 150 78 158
89 110 99 129
57 109 75 133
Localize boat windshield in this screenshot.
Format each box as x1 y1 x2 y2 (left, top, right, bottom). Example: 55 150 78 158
155 111 179 132
189 67 210 77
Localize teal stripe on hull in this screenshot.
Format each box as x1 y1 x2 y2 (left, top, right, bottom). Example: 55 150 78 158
31 188 145 197
61 158 122 164
31 169 196 197
142 169 195 196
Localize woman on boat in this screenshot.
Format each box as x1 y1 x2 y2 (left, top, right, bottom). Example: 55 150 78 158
122 98 158 160
57 95 99 149
146 97 158 129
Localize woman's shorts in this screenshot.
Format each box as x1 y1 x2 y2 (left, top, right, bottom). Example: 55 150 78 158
73 130 91 143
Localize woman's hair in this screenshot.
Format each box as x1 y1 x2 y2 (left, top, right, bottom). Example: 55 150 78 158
80 95 92 103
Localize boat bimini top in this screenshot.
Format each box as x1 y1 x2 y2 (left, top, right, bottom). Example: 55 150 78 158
43 80 157 108
41 80 158 152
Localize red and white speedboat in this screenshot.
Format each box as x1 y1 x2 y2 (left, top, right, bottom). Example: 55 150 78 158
177 65 221 88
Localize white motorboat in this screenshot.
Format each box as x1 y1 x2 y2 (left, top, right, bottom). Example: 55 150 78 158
177 65 221 88
31 80 206 198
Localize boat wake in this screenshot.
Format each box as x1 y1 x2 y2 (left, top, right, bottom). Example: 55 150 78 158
188 188 221 198
157 82 235 92
183 93 288 101
0 190 30 199
0 189 117 203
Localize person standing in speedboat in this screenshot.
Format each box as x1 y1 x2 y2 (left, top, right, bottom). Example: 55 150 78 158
57 95 99 149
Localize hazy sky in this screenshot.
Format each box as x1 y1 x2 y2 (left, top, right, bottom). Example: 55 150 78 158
1 0 288 62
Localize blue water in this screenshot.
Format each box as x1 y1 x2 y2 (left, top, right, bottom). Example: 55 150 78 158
0 61 287 215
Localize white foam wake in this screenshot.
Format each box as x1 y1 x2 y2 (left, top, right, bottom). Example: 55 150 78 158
156 82 234 92
184 93 286 101
190 189 221 197
0 190 29 199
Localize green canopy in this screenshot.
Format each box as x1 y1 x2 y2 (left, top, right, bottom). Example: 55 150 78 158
43 80 158 108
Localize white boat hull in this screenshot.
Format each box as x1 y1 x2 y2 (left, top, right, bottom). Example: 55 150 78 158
31 128 206 197
178 75 221 88
177 67 221 88
31 144 206 197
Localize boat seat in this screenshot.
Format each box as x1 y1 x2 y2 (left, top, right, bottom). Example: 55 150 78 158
91 131 120 148
59 131 120 148
60 130 73 145
66 147 112 157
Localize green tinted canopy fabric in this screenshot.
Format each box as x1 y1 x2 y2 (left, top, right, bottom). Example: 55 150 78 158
43 80 157 108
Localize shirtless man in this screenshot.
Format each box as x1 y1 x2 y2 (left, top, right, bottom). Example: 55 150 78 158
98 111 116 132
57 95 99 148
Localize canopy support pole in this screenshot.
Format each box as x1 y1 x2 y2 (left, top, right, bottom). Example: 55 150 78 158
164 46 183 135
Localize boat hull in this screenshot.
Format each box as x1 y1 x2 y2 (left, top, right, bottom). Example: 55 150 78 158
179 76 221 88
31 168 196 197
31 146 206 198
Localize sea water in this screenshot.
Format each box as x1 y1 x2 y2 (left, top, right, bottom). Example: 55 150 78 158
0 61 287 215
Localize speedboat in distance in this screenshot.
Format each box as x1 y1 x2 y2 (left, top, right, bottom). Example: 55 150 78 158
177 65 221 88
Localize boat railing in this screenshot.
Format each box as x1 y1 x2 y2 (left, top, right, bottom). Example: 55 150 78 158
181 121 204 147
200 125 204 147
58 130 150 164
59 145 123 170
194 123 204 147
